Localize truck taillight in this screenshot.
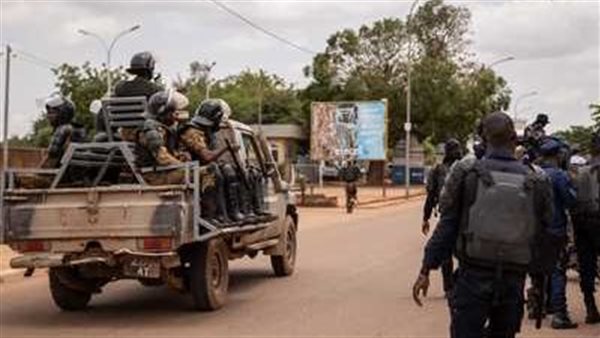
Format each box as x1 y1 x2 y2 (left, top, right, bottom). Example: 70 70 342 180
139 237 172 252
15 240 49 253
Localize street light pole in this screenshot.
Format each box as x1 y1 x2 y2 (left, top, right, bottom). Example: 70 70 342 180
1 44 11 239
405 0 420 199
78 24 141 95
205 61 216 100
488 56 515 69
513 91 538 120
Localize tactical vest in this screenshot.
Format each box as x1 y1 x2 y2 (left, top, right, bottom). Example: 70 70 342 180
136 119 178 167
457 159 539 270
574 164 600 214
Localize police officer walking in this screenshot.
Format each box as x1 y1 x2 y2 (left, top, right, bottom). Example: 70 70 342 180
571 131 600 324
412 112 555 338
537 137 578 329
421 138 462 297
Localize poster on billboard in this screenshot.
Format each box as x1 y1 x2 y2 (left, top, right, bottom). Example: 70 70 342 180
310 100 387 161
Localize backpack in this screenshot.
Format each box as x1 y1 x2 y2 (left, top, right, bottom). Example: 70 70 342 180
460 161 538 268
574 164 600 214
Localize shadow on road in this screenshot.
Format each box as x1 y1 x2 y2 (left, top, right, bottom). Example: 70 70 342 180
0 266 280 330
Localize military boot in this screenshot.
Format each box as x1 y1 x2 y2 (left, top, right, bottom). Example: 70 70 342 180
584 293 600 324
226 182 246 224
551 311 578 329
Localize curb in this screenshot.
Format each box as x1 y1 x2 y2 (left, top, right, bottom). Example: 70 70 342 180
359 193 426 208
0 268 23 284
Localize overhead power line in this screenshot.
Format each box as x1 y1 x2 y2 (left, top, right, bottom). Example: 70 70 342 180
209 0 317 55
1 43 59 69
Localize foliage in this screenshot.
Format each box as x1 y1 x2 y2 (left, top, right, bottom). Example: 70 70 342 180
553 125 596 155
13 63 128 147
302 0 511 149
175 64 305 127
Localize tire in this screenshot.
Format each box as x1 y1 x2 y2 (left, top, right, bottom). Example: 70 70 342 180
188 239 229 311
271 216 297 277
48 267 92 311
138 278 164 287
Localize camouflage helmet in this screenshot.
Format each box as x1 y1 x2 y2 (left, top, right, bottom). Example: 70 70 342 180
146 90 189 121
44 93 75 126
127 52 155 75
193 98 231 128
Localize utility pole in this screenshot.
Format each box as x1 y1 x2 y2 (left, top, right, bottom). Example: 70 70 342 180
404 0 420 199
257 72 263 132
1 44 12 237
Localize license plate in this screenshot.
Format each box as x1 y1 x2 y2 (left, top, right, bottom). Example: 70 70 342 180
123 258 161 279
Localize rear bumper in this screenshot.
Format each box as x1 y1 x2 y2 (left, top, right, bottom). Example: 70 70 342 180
9 249 179 270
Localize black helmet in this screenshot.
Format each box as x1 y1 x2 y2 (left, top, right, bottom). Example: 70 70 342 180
193 99 231 128
146 90 188 121
535 113 549 126
45 94 75 126
444 138 462 161
127 52 155 76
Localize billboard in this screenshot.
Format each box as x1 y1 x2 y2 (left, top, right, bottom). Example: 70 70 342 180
310 101 387 161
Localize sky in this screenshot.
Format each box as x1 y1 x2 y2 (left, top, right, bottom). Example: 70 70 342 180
1 0 599 137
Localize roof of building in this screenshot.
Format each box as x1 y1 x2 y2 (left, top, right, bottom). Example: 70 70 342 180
250 124 307 140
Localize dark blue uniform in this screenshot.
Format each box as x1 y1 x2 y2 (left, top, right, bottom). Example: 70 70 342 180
422 149 554 338
571 155 600 322
423 161 455 294
540 164 577 314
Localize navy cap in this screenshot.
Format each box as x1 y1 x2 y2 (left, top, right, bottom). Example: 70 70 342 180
539 137 565 156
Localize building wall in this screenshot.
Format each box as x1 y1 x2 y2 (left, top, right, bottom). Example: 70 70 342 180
0 147 46 169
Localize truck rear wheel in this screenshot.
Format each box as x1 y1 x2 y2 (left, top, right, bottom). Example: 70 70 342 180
188 239 229 311
48 267 92 311
271 216 297 277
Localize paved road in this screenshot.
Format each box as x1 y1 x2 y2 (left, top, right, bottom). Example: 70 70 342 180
1 201 598 337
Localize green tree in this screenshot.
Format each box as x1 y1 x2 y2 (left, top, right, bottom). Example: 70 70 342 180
14 62 128 147
176 65 305 127
554 125 596 154
303 0 510 148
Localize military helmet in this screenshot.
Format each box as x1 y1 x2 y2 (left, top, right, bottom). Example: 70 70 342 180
127 52 155 75
193 98 231 127
44 94 75 125
146 90 189 120
535 113 549 126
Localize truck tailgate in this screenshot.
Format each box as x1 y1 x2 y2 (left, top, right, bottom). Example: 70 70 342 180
4 186 190 240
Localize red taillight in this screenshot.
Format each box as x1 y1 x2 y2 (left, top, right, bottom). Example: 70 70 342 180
15 240 49 253
140 237 172 252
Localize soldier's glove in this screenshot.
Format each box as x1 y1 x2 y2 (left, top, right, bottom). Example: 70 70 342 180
421 220 430 236
412 270 430 307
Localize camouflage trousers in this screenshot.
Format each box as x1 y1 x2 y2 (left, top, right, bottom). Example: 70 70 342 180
16 174 54 189
142 169 186 186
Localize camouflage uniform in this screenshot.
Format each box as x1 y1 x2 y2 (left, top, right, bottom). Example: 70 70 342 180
137 119 186 185
179 119 236 225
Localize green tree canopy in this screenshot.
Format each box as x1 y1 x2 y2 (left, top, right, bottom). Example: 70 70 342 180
13 62 127 147
303 0 510 147
176 65 305 127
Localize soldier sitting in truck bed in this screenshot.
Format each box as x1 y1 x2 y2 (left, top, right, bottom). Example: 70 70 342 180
136 90 190 186
178 99 243 226
18 94 86 188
